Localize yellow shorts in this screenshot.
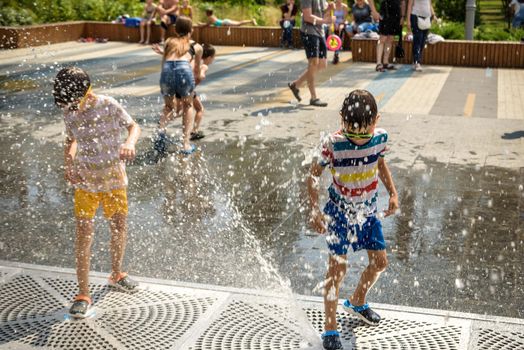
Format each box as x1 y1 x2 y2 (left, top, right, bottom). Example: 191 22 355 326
74 188 128 219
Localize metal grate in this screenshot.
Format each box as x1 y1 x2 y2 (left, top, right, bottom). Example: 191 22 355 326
0 275 63 323
189 300 304 350
1 264 523 350
0 318 117 349
476 329 524 350
99 295 215 349
356 326 461 350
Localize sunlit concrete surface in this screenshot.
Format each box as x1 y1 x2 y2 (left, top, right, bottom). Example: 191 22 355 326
1 41 523 337
1 262 523 350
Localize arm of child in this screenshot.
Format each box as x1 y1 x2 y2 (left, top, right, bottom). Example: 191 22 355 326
64 136 80 184
377 157 399 217
193 44 203 84
307 161 327 234
120 122 141 161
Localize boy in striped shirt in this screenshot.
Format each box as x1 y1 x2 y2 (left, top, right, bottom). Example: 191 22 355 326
307 89 399 350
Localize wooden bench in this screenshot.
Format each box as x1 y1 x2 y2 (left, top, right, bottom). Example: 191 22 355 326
1 22 523 68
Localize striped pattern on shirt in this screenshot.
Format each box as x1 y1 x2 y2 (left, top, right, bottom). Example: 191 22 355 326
320 128 388 214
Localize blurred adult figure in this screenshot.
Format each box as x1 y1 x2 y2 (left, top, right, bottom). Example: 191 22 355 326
288 0 335 107
509 0 524 28
348 0 378 37
159 0 180 44
407 0 436 71
280 0 299 48
331 0 348 64
368 0 406 72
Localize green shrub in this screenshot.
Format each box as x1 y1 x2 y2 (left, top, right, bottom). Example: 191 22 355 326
0 7 34 26
431 21 466 39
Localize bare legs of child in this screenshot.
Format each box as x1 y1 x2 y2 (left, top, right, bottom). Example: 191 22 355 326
180 95 195 153
191 95 205 140
139 20 152 45
324 250 388 331
224 19 257 26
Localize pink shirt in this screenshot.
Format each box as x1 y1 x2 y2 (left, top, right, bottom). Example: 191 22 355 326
64 95 134 193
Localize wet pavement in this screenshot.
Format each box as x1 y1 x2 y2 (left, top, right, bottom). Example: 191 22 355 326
0 43 523 319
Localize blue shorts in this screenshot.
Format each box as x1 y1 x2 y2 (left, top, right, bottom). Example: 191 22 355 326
300 32 327 59
160 60 195 98
323 200 386 255
161 14 178 30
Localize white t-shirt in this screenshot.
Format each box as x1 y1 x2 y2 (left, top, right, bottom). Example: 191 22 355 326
412 0 432 18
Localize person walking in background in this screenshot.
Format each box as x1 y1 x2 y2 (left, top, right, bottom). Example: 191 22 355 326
348 0 379 37
407 0 436 71
139 0 158 45
288 0 335 107
307 89 399 350
180 0 193 19
280 0 299 48
368 0 406 72
53 67 141 319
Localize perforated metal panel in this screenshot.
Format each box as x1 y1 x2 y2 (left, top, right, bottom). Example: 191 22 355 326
476 328 524 349
1 263 523 350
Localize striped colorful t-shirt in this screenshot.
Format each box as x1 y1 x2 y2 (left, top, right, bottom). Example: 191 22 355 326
320 128 388 215
64 95 134 193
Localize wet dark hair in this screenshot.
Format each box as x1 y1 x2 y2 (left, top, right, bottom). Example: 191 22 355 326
175 16 193 37
53 67 91 109
202 43 216 59
340 89 378 131
205 9 213 16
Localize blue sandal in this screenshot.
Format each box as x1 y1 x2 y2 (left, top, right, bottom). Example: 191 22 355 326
179 144 197 155
321 330 343 350
343 300 381 326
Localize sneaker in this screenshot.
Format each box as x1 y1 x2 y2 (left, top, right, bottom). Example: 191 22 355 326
108 273 139 293
69 295 92 319
343 300 381 326
310 98 328 107
322 331 343 350
415 63 422 72
288 82 301 102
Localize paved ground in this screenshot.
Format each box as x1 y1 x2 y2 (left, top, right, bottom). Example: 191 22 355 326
0 41 523 328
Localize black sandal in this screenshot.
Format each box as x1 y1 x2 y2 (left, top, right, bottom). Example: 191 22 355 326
288 82 302 102
190 131 205 141
375 64 385 72
69 295 92 319
383 63 397 70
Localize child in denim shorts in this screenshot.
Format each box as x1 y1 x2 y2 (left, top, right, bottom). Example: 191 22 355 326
307 89 399 350
54 67 141 318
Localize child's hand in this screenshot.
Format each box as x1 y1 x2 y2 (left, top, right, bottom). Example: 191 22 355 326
384 194 399 217
120 143 136 161
152 43 164 55
309 209 327 234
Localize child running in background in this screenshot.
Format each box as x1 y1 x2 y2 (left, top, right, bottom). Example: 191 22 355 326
307 89 399 350
155 16 200 155
139 0 158 45
190 43 216 140
152 42 215 141
201 9 257 27
53 67 141 318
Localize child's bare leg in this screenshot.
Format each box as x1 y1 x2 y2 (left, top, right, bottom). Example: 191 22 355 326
109 213 127 280
139 22 145 43
324 254 347 331
159 96 176 130
145 22 151 44
181 96 194 150
349 250 387 306
75 218 95 296
193 96 204 132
